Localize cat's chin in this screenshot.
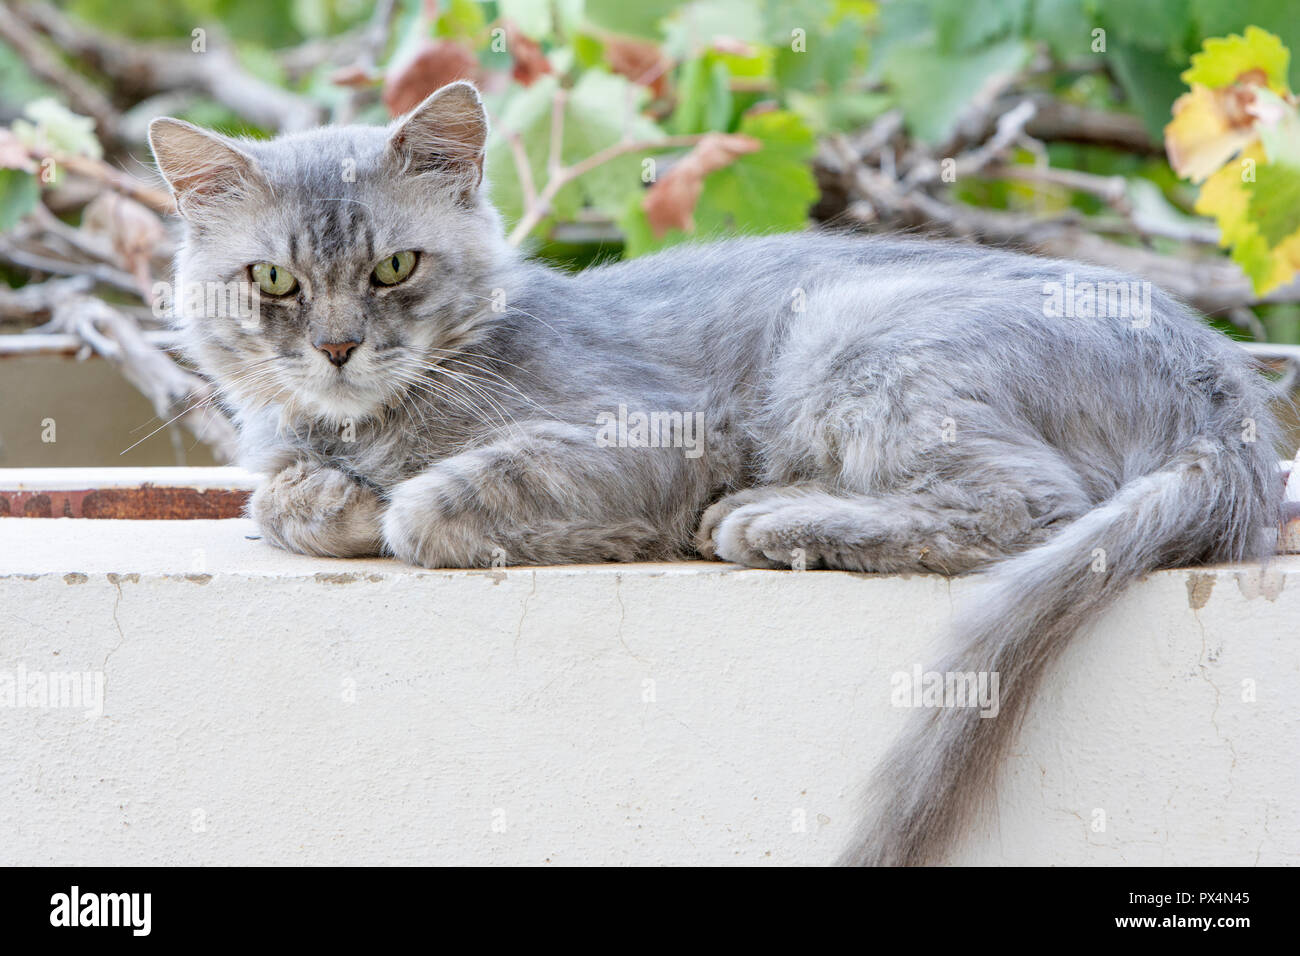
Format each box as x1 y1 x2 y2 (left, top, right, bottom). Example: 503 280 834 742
295 382 387 427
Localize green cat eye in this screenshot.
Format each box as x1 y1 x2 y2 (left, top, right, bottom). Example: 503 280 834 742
250 262 298 296
372 251 417 286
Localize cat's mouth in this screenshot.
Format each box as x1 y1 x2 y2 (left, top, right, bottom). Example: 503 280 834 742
291 358 389 421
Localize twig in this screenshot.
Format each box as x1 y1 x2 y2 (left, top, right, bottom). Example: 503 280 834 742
502 128 538 210
12 1 324 133
0 2 121 141
506 127 708 246
819 135 1300 315
0 329 179 357
32 150 175 215
0 275 93 324
331 0 398 125
980 162 1129 208
33 296 238 462
905 100 1038 189
0 238 142 297
1022 95 1159 154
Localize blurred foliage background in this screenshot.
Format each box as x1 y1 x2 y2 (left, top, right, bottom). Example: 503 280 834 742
1 0 1299 466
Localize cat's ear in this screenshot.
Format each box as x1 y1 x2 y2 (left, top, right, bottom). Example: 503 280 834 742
148 118 265 217
387 81 488 196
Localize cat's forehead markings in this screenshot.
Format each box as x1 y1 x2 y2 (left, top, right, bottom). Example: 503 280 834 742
299 198 369 263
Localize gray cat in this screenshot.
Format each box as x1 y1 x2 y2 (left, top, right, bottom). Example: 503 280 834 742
149 82 1284 866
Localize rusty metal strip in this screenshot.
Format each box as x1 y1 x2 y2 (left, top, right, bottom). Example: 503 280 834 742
0 485 249 519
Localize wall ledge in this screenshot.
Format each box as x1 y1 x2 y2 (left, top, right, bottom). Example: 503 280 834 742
1 516 1298 865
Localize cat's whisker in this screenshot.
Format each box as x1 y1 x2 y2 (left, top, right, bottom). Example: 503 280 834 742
421 352 558 419
402 347 550 421
429 365 517 430
118 362 285 456
459 291 562 337
390 365 506 434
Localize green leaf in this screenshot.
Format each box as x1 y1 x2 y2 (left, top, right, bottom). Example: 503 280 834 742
759 0 833 41
584 0 681 39
0 168 40 232
620 109 818 256
573 33 605 69
772 11 865 93
1029 0 1102 62
1106 40 1190 141
1094 0 1190 52
1254 88 1300 167
670 54 733 134
485 76 561 226
1190 0 1300 91
1248 163 1300 245
662 0 767 59
486 71 665 230
434 0 487 40
883 37 1032 145
499 0 555 39
932 0 1030 54
561 70 666 217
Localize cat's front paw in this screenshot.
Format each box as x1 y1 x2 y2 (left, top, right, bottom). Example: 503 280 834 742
696 489 781 561
698 489 816 568
249 462 384 557
381 471 494 569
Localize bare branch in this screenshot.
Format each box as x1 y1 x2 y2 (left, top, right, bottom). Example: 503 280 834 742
1022 95 1160 154
33 296 238 461
506 125 707 247
0 237 141 297
0 2 121 141
819 135 1300 316
11 1 325 133
905 100 1038 189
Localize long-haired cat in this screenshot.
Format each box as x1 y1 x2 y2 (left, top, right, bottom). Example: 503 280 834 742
149 82 1284 866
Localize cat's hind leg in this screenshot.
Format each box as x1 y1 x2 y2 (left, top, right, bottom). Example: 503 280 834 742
696 483 1066 573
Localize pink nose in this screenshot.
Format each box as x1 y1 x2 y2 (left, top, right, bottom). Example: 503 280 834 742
316 340 360 367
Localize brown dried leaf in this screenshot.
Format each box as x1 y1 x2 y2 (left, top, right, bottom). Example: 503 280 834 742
382 40 479 117
330 65 379 88
642 133 760 238
82 192 165 300
604 37 669 98
506 23 552 87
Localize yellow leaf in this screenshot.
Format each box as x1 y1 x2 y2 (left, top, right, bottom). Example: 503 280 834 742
1165 85 1259 183
1181 26 1291 95
1195 143 1300 293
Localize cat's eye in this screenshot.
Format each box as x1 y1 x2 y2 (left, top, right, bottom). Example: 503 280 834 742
372 251 418 286
250 262 298 296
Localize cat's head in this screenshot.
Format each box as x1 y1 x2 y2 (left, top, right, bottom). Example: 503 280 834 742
149 81 509 427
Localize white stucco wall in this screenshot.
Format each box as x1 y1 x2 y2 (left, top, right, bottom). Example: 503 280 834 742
1 516 1297 866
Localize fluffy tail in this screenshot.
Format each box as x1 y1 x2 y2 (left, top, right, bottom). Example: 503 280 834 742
839 436 1280 866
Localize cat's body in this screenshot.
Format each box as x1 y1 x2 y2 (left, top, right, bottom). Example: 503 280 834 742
150 83 1284 866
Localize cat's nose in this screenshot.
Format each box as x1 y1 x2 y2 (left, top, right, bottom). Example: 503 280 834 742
315 339 361 367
